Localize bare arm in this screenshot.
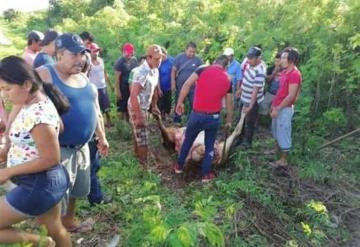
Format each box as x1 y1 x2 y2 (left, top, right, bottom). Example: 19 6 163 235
271 84 300 118
175 72 198 115
171 66 177 92
225 93 233 125
0 124 60 184
92 85 109 156
114 70 122 100
129 83 144 127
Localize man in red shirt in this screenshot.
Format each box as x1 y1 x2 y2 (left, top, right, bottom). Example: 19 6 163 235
270 47 302 173
174 55 232 182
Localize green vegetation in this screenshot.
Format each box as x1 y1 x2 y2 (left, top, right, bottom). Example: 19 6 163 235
0 0 359 246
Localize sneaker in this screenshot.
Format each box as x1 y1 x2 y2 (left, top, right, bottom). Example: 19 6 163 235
173 163 183 174
201 172 216 183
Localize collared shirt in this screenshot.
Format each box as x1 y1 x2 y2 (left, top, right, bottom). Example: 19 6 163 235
23 47 38 66
226 59 242 86
129 61 159 111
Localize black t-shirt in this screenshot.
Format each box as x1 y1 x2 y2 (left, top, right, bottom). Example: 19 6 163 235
114 56 138 85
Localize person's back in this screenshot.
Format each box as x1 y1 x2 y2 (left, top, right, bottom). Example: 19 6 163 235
193 65 231 113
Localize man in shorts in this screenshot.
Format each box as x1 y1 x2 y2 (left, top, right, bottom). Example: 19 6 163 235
37 33 109 232
128 44 163 167
270 47 302 174
114 43 138 121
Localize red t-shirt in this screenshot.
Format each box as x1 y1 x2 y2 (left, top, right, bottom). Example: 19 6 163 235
193 65 231 113
272 67 302 107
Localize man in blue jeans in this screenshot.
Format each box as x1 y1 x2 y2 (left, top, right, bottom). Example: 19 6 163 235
174 55 232 182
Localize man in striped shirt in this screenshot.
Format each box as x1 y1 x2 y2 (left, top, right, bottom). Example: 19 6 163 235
236 47 266 147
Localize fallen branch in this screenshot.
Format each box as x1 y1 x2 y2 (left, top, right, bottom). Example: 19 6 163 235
318 128 360 150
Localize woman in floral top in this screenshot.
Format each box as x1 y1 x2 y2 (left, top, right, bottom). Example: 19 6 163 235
0 56 72 247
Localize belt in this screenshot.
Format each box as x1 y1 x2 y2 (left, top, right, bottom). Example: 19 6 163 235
193 110 220 115
60 144 84 149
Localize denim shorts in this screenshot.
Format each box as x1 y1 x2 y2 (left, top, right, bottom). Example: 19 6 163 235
5 164 69 217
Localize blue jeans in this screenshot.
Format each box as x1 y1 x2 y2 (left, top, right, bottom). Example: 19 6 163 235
173 85 195 123
87 138 104 204
177 111 220 175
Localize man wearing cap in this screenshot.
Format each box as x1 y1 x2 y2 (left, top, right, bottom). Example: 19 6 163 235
174 55 232 182
236 47 266 148
128 44 163 166
114 43 138 121
37 33 109 232
270 47 302 175
23 30 44 66
171 42 203 123
224 48 242 94
33 30 59 69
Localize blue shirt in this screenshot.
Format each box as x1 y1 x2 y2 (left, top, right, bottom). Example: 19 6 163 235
33 52 55 69
226 59 242 86
159 56 173 92
47 65 97 145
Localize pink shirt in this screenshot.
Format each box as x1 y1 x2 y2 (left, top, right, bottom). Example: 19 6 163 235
22 47 38 66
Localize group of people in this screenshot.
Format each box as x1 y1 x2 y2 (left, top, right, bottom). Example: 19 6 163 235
0 27 302 246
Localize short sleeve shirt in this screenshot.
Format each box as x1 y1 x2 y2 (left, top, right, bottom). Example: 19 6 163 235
114 56 138 85
89 58 106 89
23 47 38 66
130 61 159 111
272 67 302 107
33 52 55 69
240 61 266 104
7 98 60 167
226 59 242 86
159 57 174 92
173 53 203 86
193 65 231 113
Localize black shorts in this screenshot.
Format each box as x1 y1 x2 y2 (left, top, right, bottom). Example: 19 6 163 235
117 82 130 112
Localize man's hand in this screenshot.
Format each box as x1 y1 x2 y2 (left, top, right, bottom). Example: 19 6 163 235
224 122 232 131
151 106 161 118
158 88 163 97
242 105 252 114
134 114 145 128
97 137 109 157
0 168 11 185
270 106 279 118
175 103 184 115
235 88 241 98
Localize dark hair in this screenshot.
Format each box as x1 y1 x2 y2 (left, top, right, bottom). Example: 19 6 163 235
214 55 229 68
0 56 70 115
186 41 197 49
282 47 300 65
275 52 281 59
79 31 94 42
82 51 92 73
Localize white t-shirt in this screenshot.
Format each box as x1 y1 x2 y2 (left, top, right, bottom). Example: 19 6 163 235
89 58 106 89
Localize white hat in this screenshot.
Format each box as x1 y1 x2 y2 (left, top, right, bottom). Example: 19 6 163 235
223 48 234 56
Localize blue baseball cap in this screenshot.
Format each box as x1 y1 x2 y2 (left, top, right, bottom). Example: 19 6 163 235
55 33 89 53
